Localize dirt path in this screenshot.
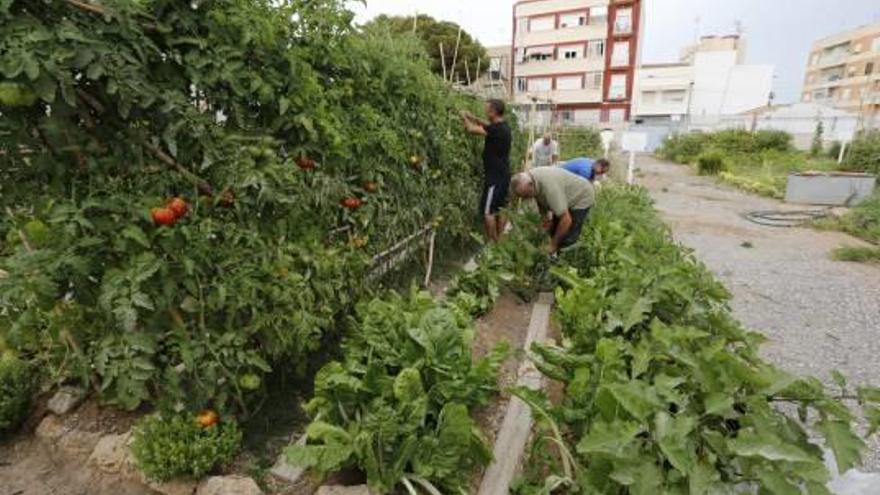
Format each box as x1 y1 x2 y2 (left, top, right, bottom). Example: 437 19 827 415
636 155 880 470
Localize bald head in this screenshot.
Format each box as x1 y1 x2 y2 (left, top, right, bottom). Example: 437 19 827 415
511 172 537 198
542 132 552 145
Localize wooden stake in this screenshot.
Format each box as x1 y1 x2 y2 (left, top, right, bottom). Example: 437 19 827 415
465 59 472 86
423 230 437 288
475 56 482 86
439 43 448 82
450 26 463 83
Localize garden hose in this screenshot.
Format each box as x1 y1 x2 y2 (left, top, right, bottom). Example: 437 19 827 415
743 208 832 228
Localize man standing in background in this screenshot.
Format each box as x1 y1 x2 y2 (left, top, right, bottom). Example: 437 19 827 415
528 132 559 168
461 99 512 243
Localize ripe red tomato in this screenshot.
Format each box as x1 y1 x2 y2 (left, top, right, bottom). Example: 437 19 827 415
341 197 363 210
296 156 316 170
197 409 219 428
167 197 188 218
151 207 177 226
364 182 379 193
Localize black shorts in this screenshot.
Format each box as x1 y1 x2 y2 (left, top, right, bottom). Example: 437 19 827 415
550 208 590 248
479 179 509 217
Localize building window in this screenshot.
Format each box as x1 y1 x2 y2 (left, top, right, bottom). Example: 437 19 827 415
526 46 554 62
843 88 852 100
516 77 527 93
556 76 583 90
663 90 686 103
867 62 875 76
609 109 626 123
585 71 603 89
612 41 630 67
575 109 601 123
614 8 632 35
589 6 608 25
609 74 627 100
517 18 529 34
561 44 582 60
588 40 605 60
561 110 575 123
530 16 555 32
528 78 552 92
560 13 586 28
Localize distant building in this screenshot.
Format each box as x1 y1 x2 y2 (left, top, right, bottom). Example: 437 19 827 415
740 102 858 150
801 22 880 128
511 0 645 127
633 35 774 125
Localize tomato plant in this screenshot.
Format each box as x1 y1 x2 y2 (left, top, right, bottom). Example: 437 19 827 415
0 0 521 415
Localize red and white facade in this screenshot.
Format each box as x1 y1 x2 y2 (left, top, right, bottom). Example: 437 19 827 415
511 0 644 125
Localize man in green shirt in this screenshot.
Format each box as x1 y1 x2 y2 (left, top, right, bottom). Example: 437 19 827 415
510 167 595 254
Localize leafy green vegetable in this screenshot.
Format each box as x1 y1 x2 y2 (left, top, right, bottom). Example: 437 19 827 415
288 290 508 493
514 185 880 494
130 413 242 482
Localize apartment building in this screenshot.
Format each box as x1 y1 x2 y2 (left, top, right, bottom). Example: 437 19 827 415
802 22 880 126
633 35 774 124
511 0 644 126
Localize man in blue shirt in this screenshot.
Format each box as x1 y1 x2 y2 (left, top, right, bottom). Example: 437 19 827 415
561 157 610 182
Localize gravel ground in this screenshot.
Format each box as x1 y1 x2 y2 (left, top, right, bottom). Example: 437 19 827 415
636 155 880 472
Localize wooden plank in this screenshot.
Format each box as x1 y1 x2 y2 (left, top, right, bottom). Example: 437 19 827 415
477 293 554 495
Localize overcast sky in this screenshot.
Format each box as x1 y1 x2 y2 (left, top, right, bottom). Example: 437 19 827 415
351 0 880 103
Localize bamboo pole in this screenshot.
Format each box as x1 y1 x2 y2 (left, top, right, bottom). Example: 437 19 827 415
439 43 448 82
449 26 463 83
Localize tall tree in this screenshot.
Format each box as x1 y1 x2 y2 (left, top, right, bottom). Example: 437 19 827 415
364 14 488 84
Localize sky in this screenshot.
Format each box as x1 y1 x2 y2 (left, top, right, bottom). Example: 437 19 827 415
351 0 880 103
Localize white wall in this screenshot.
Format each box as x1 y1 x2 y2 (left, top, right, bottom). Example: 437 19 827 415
638 51 774 119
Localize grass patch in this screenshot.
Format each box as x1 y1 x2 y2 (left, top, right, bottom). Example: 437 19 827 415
815 193 880 244
716 150 838 199
832 246 880 263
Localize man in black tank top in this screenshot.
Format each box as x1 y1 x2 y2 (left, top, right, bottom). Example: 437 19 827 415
461 99 512 242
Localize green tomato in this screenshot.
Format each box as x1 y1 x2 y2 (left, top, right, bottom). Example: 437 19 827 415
0 82 38 107
24 220 50 248
238 373 261 391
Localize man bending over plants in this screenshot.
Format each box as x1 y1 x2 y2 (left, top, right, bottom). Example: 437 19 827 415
560 157 610 182
461 99 512 242
511 167 595 254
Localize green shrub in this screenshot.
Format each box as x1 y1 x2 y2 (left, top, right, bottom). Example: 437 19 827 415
658 133 707 163
811 122 825 157
827 141 843 160
0 353 35 435
832 246 880 263
842 130 880 175
752 130 793 153
559 128 603 161
659 130 793 165
131 413 242 481
818 192 880 244
697 150 726 175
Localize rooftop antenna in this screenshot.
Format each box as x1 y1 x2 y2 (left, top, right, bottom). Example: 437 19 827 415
734 19 743 35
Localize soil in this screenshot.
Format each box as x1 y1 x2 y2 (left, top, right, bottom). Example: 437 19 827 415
472 291 535 444
0 399 155 495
